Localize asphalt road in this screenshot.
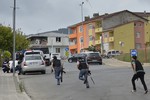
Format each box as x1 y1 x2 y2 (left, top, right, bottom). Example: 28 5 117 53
19 60 150 100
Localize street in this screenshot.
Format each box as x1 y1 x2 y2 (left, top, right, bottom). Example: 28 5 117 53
19 59 150 100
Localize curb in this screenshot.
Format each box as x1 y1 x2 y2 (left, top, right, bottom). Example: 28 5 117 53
15 73 32 100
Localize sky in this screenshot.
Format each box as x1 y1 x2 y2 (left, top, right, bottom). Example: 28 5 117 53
0 0 150 35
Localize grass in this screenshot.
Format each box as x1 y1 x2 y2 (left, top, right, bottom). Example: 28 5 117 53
115 49 150 63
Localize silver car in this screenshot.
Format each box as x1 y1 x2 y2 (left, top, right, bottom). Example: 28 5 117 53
21 54 46 75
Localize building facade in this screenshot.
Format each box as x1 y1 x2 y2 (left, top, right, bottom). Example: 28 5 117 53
27 31 69 57
68 10 150 54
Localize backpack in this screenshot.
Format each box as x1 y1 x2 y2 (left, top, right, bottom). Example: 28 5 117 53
53 59 61 67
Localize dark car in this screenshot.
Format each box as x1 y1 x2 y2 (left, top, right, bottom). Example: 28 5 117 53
68 54 86 63
82 52 102 65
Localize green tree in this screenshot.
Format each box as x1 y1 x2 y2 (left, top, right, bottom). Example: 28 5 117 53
2 50 11 61
0 49 2 67
0 25 29 53
84 45 97 52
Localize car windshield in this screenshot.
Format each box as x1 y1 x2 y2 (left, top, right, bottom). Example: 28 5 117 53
25 56 42 60
26 52 40 55
88 53 99 57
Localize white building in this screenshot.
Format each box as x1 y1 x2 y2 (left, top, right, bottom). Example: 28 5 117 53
27 31 69 58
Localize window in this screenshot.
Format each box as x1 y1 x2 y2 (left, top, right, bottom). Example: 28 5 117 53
79 26 83 32
136 32 140 38
88 24 93 29
80 37 83 43
89 36 93 41
56 37 61 42
136 43 141 49
56 48 60 53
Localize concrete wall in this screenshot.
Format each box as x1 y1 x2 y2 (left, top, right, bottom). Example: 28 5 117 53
114 22 135 53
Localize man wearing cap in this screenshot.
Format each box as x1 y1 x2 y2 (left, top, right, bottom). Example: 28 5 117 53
52 56 63 85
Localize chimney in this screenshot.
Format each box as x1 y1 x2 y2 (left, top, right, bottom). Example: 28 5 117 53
93 13 99 18
84 16 90 21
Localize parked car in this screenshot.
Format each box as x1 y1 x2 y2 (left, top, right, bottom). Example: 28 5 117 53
68 54 86 63
50 53 61 64
9 60 18 73
81 52 102 65
21 54 46 75
104 50 120 58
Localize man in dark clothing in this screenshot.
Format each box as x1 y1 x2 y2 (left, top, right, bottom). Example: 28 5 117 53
15 61 22 75
131 56 148 94
77 56 90 88
2 61 10 73
52 56 63 85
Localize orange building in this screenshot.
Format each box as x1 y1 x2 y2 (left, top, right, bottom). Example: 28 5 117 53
68 17 98 54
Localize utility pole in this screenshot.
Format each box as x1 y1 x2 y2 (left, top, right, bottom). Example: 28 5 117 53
13 0 16 76
80 2 84 52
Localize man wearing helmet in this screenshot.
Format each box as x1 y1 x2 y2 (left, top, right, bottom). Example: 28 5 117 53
77 56 90 88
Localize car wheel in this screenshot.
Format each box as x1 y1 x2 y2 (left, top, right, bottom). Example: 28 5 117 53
68 59 73 63
22 71 26 75
99 62 102 65
41 70 46 74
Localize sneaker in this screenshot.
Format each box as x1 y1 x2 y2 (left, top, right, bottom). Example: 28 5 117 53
57 79 60 85
144 90 148 94
86 85 90 88
60 76 63 82
131 90 136 93
83 79 87 84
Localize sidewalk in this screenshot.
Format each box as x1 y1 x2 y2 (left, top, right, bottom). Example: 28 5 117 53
0 70 31 100
103 58 150 67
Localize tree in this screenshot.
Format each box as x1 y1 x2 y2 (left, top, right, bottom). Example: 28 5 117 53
84 45 97 52
2 50 11 61
0 25 30 54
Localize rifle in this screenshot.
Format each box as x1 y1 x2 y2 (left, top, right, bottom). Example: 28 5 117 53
60 62 66 82
88 70 95 84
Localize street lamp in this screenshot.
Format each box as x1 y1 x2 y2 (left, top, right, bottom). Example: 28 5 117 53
80 2 84 52
12 0 16 76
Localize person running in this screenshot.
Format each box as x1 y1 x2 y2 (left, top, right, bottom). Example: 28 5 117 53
52 56 63 85
131 56 148 94
77 56 90 88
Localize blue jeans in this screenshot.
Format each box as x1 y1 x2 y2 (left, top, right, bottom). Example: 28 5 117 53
54 67 62 85
79 69 89 87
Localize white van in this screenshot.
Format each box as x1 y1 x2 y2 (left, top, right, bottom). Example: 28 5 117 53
105 50 120 58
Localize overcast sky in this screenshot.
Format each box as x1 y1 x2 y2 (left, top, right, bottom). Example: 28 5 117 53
0 0 150 35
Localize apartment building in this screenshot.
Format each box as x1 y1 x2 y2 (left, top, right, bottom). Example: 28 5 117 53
68 10 150 54
27 31 69 57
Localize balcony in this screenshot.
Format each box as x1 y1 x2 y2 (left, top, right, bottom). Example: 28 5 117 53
104 38 109 43
29 41 48 47
89 41 93 46
109 37 114 42
69 43 77 50
95 40 101 45
69 33 77 39
88 29 93 36
95 27 102 33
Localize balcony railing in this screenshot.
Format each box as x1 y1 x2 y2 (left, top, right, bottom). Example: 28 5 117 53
69 33 77 39
95 27 102 33
109 37 114 42
88 29 93 36
95 40 101 45
89 41 93 46
69 44 77 50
